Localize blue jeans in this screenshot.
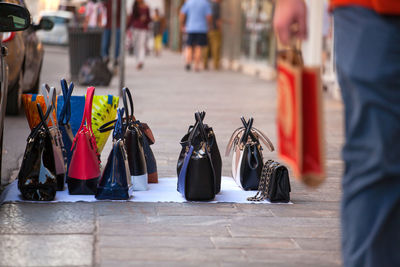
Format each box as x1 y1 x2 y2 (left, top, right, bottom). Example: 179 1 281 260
101 28 121 60
334 7 400 267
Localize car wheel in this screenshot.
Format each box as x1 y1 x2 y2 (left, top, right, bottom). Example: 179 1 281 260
6 71 23 115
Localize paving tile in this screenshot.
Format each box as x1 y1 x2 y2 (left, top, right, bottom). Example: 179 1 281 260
156 203 241 216
101 260 218 267
99 235 214 249
233 204 274 217
293 238 341 251
0 203 94 234
228 216 340 228
229 225 340 239
94 202 157 216
211 237 298 249
99 223 231 237
0 234 93 266
244 249 341 266
99 247 247 263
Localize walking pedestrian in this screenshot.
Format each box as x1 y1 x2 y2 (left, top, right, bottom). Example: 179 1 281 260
180 0 212 71
101 0 121 67
128 0 151 70
205 0 223 70
152 8 164 57
274 0 400 266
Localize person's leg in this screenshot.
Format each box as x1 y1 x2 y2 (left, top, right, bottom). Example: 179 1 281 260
208 30 217 69
101 28 111 61
137 29 147 68
213 30 222 70
203 33 210 69
334 6 400 267
185 34 195 70
114 28 121 65
194 46 203 71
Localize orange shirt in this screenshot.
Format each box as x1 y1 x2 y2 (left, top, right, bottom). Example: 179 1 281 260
331 0 400 14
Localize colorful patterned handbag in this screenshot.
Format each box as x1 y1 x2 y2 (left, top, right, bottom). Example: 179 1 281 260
56 79 118 153
67 87 101 195
22 93 58 129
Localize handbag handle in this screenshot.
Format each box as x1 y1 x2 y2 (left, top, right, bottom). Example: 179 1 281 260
28 103 53 141
98 87 134 133
77 87 95 134
113 108 125 140
195 111 210 145
240 116 258 143
240 117 253 144
225 118 275 156
122 87 134 126
59 79 74 125
41 84 57 127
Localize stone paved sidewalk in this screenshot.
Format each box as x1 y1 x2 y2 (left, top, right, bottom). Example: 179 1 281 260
0 48 343 266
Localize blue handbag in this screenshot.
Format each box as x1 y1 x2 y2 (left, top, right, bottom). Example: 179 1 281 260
96 108 133 200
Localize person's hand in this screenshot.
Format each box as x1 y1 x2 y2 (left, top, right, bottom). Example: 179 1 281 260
181 26 186 33
273 0 307 45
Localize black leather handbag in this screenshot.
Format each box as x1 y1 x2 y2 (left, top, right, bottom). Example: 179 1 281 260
99 88 148 191
247 160 291 203
96 108 132 200
177 112 217 201
177 111 222 194
226 117 274 190
18 104 57 201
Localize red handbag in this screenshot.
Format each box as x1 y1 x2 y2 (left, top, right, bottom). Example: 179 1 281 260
67 87 101 195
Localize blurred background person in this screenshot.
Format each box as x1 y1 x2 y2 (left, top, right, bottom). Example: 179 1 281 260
128 0 151 70
152 8 165 57
180 0 212 72
101 0 121 67
83 0 104 31
204 0 223 70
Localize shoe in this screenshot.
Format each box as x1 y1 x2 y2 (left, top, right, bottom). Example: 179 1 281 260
185 64 191 71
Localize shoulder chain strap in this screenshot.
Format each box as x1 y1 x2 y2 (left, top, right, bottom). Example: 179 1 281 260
247 160 275 202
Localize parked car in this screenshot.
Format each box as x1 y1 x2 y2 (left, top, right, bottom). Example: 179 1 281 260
0 2 31 182
2 0 53 115
36 10 74 46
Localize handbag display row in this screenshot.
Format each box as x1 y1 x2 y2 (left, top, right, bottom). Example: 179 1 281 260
17 81 290 202
18 82 155 200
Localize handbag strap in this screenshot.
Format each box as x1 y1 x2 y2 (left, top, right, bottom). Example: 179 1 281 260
41 84 57 127
247 160 275 202
59 79 74 125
